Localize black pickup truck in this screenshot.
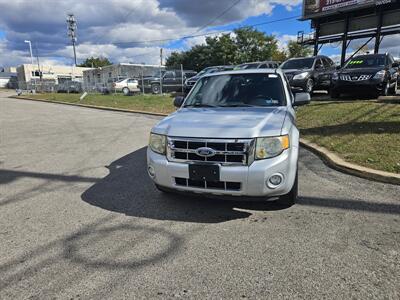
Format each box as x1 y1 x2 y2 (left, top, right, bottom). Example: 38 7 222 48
140 69 197 94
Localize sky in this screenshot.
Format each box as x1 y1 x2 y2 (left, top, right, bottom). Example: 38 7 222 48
0 0 399 67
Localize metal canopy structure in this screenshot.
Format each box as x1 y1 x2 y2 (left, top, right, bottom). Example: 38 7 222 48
298 1 400 66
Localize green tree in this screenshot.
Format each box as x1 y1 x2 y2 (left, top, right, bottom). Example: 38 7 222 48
287 40 313 58
78 56 112 68
166 27 287 71
234 27 279 64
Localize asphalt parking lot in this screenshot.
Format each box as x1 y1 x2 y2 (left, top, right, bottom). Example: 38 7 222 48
1 92 399 299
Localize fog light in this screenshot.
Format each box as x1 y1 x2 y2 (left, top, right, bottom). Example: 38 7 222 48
148 165 155 178
267 174 283 188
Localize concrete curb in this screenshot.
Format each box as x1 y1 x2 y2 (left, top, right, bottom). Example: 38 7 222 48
9 95 399 185
300 139 400 185
9 95 170 117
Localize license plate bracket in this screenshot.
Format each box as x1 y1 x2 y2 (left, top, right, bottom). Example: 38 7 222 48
189 164 220 181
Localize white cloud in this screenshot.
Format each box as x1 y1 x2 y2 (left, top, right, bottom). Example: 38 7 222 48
56 43 174 65
0 0 304 67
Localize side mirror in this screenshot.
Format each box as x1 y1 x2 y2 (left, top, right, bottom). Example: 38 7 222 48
392 62 399 68
293 92 311 106
291 87 303 94
174 96 184 108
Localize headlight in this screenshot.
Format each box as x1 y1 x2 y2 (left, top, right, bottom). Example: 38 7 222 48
149 133 166 155
293 72 309 80
332 72 339 80
255 135 290 160
373 70 386 80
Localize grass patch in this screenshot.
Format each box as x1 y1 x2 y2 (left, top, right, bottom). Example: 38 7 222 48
23 92 176 114
296 100 400 173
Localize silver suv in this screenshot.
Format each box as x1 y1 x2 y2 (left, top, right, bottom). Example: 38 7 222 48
147 69 310 205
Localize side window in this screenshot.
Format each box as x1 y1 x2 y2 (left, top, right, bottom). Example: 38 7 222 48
315 59 323 70
164 71 174 79
259 63 268 68
322 58 330 68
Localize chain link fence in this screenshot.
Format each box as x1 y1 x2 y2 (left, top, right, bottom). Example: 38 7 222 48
18 64 196 97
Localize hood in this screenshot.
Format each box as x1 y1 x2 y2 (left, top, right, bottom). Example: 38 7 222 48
339 67 383 75
152 107 288 138
282 69 312 75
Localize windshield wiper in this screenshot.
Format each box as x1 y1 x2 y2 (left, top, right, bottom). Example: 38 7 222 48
184 103 217 108
218 104 256 107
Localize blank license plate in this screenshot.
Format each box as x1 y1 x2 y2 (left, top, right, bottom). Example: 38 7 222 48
189 164 220 181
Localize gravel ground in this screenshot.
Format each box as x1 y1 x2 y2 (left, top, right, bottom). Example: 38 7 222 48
1 93 399 299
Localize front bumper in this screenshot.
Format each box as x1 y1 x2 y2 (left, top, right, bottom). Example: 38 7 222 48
147 145 298 198
331 78 385 93
288 79 308 91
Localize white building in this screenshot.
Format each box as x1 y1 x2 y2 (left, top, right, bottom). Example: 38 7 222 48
0 68 17 88
16 64 92 90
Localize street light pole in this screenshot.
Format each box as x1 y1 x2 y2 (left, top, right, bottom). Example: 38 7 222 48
24 40 36 92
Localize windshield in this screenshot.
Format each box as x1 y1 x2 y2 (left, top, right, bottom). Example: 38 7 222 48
344 56 386 69
184 73 285 108
281 58 314 70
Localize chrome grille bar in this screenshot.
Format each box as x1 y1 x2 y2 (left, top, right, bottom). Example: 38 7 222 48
167 137 254 166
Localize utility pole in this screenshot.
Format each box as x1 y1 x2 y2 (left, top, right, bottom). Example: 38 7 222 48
24 40 36 92
35 43 42 86
159 48 163 95
67 14 78 66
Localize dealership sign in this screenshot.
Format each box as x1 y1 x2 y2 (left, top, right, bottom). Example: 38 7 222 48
303 0 396 18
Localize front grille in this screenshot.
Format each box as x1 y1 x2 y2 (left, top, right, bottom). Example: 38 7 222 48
175 177 241 191
340 74 372 81
167 137 254 165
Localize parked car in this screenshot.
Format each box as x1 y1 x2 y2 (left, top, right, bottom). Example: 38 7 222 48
331 53 399 98
112 78 140 95
141 70 197 94
147 69 310 205
280 56 336 94
56 81 82 93
184 65 234 94
236 61 281 70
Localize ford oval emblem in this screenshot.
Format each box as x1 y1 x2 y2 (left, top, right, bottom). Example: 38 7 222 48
195 147 216 157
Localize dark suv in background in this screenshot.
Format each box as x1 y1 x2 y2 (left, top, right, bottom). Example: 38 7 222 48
141 69 197 94
330 53 399 98
280 56 336 94
184 65 234 94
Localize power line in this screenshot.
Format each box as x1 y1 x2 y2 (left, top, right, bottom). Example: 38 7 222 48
110 14 301 46
194 0 242 34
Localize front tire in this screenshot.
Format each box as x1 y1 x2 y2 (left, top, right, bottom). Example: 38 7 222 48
122 87 130 96
152 84 161 94
381 81 389 96
305 78 314 94
389 80 397 95
278 171 298 207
